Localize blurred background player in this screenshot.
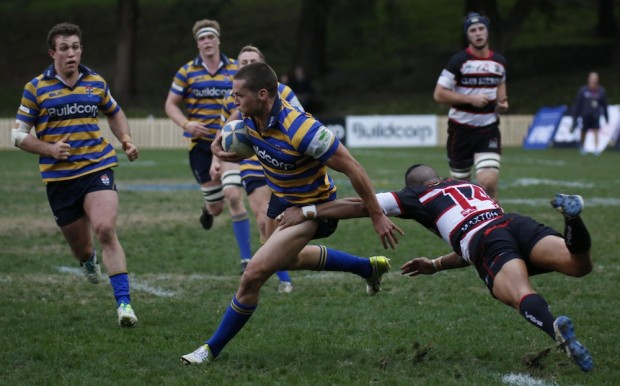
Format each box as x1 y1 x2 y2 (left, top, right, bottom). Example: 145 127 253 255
221 45 303 292
279 164 594 372
165 19 253 272
571 71 609 155
11 22 139 327
434 12 508 201
180 62 400 365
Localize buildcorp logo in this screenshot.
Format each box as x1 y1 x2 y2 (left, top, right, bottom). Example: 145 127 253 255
254 146 295 171
352 122 433 140
48 103 98 118
193 87 227 98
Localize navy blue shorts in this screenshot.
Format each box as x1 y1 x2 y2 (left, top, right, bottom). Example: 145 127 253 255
469 214 561 294
447 122 502 170
267 194 339 240
46 168 118 227
242 176 267 196
189 140 215 184
581 115 601 131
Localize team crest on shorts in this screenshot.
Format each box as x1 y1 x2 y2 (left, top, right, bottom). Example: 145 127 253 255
100 173 111 185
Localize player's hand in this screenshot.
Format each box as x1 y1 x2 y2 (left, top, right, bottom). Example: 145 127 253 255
51 134 72 160
496 99 509 114
122 140 139 162
211 134 246 162
400 257 436 276
469 94 489 108
276 206 306 228
186 121 210 138
372 214 404 250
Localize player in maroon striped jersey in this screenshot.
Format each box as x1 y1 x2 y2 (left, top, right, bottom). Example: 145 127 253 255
277 164 594 372
434 12 508 201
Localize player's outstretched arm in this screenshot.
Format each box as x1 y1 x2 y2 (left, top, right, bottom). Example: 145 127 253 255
326 145 403 249
401 252 468 276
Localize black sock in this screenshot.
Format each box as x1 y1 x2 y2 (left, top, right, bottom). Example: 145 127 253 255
564 216 591 254
519 293 555 340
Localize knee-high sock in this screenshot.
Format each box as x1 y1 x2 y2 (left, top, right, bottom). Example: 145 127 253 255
519 293 555 339
564 216 591 254
232 213 252 261
109 273 131 306
315 246 372 278
207 296 257 357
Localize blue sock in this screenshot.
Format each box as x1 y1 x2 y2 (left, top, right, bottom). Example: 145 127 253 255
316 246 372 278
232 213 252 260
276 270 292 282
109 273 131 307
207 296 257 357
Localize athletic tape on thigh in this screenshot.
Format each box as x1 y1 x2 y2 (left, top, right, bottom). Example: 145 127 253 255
201 185 224 203
475 153 501 172
450 167 471 180
222 170 243 190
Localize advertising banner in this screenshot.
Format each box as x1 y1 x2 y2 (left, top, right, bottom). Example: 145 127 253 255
345 115 437 148
523 105 567 149
553 105 620 153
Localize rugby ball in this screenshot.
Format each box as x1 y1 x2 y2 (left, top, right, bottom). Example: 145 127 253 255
221 120 254 157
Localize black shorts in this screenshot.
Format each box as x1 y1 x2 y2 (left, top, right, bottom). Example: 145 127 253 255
469 214 561 294
46 168 118 227
189 140 215 184
447 121 502 170
267 194 339 240
581 116 601 131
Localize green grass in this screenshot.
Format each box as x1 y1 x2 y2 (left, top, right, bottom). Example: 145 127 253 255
1 147 619 385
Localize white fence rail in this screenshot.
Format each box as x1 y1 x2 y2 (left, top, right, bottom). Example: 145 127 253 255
0 115 533 150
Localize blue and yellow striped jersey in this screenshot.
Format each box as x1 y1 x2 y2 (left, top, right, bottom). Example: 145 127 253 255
15 64 121 183
170 54 238 143
221 82 304 178
243 97 339 205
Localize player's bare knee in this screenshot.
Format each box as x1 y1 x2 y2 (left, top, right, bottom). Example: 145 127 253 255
93 222 116 245
570 253 593 277
240 266 270 290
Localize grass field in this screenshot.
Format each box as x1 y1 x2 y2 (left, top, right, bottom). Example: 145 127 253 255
1 147 619 385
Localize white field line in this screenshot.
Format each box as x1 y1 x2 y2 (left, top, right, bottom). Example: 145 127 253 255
56 266 176 297
509 178 594 188
502 197 620 207
501 373 557 386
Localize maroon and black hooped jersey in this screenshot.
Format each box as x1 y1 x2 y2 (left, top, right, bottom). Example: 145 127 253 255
436 47 507 128
376 179 504 262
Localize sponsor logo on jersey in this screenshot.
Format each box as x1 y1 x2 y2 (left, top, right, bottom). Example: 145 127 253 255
48 103 98 118
254 146 295 171
460 209 501 233
460 76 501 86
192 87 227 98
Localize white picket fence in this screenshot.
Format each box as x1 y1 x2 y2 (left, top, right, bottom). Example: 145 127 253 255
0 115 533 149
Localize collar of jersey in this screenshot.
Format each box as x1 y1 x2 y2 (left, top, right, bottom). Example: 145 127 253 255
43 63 92 80
265 95 283 129
192 53 232 68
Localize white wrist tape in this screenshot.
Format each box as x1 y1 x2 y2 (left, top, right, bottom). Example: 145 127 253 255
302 205 317 219
12 120 32 147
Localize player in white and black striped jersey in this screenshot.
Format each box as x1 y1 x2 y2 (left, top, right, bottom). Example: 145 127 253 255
434 12 508 201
